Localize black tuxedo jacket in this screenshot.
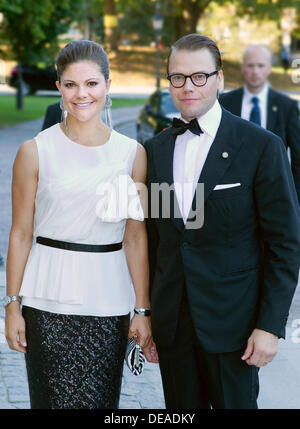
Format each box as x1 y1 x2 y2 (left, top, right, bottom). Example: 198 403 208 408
41 102 61 131
144 108 300 354
219 87 300 203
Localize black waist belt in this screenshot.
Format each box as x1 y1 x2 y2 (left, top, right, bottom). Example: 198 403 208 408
36 236 122 253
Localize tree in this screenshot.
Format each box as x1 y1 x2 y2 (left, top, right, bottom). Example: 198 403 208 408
103 0 118 51
234 0 300 21
117 0 213 45
0 0 82 64
0 0 82 109
0 0 21 14
170 0 300 41
76 0 105 42
291 10 300 47
170 0 214 39
118 0 158 45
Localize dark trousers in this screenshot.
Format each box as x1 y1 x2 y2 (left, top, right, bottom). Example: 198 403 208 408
156 291 259 409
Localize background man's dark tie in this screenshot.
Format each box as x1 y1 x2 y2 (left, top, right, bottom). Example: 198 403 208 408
249 96 261 126
172 117 203 136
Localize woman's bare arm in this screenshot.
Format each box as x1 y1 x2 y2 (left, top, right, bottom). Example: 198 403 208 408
5 139 38 353
123 143 159 362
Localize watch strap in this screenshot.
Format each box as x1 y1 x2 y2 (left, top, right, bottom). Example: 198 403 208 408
3 295 22 307
134 308 151 316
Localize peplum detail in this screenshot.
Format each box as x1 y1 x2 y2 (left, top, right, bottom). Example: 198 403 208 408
21 244 84 304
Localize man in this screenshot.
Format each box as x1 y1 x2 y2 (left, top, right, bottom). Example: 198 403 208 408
219 45 300 203
41 101 61 130
144 34 300 409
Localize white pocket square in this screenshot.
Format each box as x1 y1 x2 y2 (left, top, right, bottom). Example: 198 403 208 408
213 183 241 190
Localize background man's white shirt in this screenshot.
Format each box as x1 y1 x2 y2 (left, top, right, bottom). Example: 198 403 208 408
241 83 268 129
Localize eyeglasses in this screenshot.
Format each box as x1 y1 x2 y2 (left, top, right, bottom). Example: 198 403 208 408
167 70 219 88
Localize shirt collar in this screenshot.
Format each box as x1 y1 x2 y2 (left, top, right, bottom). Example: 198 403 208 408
243 82 269 104
198 99 222 137
180 99 222 138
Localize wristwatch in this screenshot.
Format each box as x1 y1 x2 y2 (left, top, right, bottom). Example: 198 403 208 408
2 296 22 308
134 307 151 317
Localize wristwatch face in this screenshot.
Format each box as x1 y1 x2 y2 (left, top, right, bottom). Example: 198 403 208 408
3 296 10 307
134 308 151 316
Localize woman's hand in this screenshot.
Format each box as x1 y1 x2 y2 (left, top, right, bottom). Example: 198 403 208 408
128 314 159 363
5 305 27 354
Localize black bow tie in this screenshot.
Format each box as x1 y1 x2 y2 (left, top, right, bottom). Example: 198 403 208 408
171 117 203 137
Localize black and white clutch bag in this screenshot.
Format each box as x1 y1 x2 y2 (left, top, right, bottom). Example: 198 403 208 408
125 338 145 376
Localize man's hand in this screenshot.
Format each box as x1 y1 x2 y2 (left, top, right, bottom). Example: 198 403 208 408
241 328 278 367
143 341 159 364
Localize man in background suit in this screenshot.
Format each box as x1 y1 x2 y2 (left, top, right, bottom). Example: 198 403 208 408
219 45 300 203
144 34 300 409
41 101 61 130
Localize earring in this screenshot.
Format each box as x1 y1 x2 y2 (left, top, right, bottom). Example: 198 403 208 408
104 94 113 129
60 97 69 134
105 94 112 108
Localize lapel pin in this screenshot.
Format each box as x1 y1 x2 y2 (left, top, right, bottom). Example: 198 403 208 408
272 106 278 112
222 152 229 159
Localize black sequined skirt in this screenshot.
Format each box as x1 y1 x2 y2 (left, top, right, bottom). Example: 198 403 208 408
22 306 130 409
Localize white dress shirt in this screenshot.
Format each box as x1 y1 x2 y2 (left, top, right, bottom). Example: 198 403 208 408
241 83 269 129
173 100 222 223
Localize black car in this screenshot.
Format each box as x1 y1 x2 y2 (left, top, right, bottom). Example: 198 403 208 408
8 64 57 95
136 89 179 143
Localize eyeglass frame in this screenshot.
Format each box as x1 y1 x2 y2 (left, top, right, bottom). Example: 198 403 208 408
166 70 219 88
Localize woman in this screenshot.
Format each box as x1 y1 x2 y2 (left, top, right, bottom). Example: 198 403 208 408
5 40 158 409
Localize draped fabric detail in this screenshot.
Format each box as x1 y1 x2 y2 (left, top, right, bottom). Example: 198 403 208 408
95 167 144 223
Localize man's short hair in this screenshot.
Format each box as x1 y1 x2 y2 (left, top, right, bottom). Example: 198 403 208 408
167 34 222 73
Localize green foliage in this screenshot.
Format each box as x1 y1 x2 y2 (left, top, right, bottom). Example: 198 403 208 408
117 0 161 45
0 0 22 13
1 0 299 65
117 0 213 45
117 0 300 45
0 0 83 64
198 2 282 62
76 0 105 42
291 11 300 40
234 0 300 21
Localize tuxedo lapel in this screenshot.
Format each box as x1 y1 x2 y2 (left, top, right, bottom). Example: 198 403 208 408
188 109 244 219
266 88 278 132
153 130 175 186
152 130 184 232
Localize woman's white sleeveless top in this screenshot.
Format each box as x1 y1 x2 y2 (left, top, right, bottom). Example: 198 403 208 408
19 123 144 316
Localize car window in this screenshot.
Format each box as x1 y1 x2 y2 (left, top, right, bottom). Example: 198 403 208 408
160 94 177 115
